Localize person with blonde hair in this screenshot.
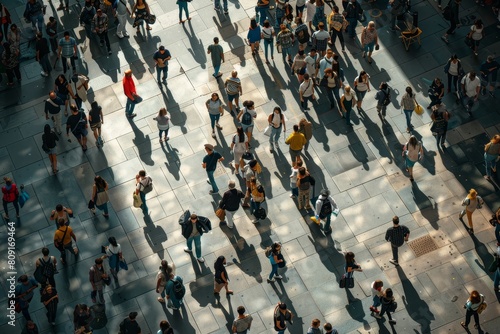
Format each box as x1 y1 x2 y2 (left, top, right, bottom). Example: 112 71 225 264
360 21 379 64
483 134 500 180
340 85 357 126
459 189 484 234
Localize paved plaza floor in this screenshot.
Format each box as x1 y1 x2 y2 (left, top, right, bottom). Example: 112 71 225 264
1 0 500 333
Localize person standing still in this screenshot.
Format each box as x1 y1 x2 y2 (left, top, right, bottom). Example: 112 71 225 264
123 69 142 118
203 144 224 194
114 0 131 39
135 170 152 216
268 106 286 153
219 180 244 229
384 216 409 266
2 177 19 221
484 135 500 180
207 37 224 78
153 45 171 86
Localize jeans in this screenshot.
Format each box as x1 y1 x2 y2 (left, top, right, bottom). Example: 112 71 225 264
485 153 497 177
281 47 292 62
446 18 457 35
269 125 282 144
186 235 202 258
49 37 58 53
21 305 32 321
391 244 399 262
215 0 228 12
372 295 381 307
447 73 458 92
390 13 400 29
495 223 500 243
330 29 345 49
429 94 441 108
97 31 111 50
61 55 76 73
347 17 357 38
3 199 19 217
178 1 189 20
74 96 83 110
268 263 279 280
60 240 77 263
31 14 44 32
139 191 148 215
96 202 108 215
323 214 332 232
156 66 168 82
91 288 104 304
301 95 314 109
464 309 479 327
275 7 285 29
209 113 220 131
263 38 274 60
125 97 142 115
250 199 261 218
51 112 62 134
207 170 219 192
213 63 221 77
116 13 128 36
256 6 269 26
404 109 413 129
289 148 302 164
84 24 92 40
363 41 375 53
494 267 500 289
159 128 169 139
291 186 298 197
39 54 52 74
5 65 21 83
436 130 447 146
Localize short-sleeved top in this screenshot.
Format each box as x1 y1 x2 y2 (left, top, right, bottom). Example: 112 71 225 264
89 107 102 125
208 44 224 66
120 318 141 334
362 27 377 44
105 244 122 257
207 99 222 115
233 314 253 332
153 49 171 68
470 25 483 41
304 54 318 76
66 112 88 134
277 30 293 48
16 277 38 302
136 176 152 192
55 77 69 95
461 75 481 97
355 75 370 92
225 77 241 95
299 79 314 97
261 26 274 39
36 38 49 58
59 37 76 57
247 26 262 43
203 151 222 172
54 226 73 245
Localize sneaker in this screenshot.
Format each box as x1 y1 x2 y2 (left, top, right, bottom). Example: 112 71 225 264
211 132 216 138
289 194 296 198
41 71 48 77
124 31 130 37
441 36 449 43
127 113 137 118
389 259 399 266
459 210 465 219
117 33 124 39
197 257 205 263
216 123 222 129
206 178 211 185
224 10 228 14
389 319 396 324
184 247 192 253
252 219 258 224
275 275 283 279
267 278 275 283
373 313 382 319
108 50 112 55
361 51 366 58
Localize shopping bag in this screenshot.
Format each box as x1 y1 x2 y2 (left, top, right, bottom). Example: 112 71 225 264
215 208 226 221
133 192 142 208
18 188 30 208
263 126 272 136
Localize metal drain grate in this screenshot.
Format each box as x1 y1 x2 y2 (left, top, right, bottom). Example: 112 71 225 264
407 235 438 257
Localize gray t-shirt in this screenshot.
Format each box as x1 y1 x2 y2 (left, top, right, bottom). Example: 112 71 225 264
232 314 253 333
208 44 224 66
116 0 128 15
207 99 222 115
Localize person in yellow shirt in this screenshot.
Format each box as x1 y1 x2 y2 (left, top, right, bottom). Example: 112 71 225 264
285 124 307 165
53 218 77 264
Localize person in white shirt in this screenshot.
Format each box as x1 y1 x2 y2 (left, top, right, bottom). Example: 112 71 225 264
299 73 316 111
304 49 319 81
304 0 316 34
460 71 481 115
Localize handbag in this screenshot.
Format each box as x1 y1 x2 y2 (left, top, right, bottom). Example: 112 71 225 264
263 126 272 136
215 208 226 221
146 14 156 25
33 265 46 284
133 192 142 208
18 188 30 208
119 258 129 271
414 104 424 115
332 21 343 31
339 274 354 288
277 253 286 268
88 200 95 210
464 36 472 48
95 190 109 206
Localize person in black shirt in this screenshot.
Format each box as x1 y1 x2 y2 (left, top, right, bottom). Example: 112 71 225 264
89 101 104 147
66 104 89 151
119 312 141 334
219 180 244 228
35 32 51 77
385 216 410 266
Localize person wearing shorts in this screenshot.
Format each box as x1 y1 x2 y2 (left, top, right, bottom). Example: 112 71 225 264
225 71 242 114
89 101 104 147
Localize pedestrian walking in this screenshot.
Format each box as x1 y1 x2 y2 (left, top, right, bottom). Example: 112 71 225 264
296 0 306 18
213 255 234 296
321 68 342 111
40 284 58 325
444 54 463 93
268 107 286 153
230 127 248 177
304 0 316 33
247 18 261 56
430 102 450 148
80 1 95 41
57 0 69 11
340 85 356 126
261 20 275 63
35 32 51 77
427 77 444 110
267 242 284 283
158 320 174 334
91 176 110 217
132 0 152 33
237 100 257 144
114 0 131 38
389 0 404 31
102 236 122 283
46 16 58 53
203 144 224 194
6 24 19 49
403 135 423 182
312 22 329 57
164 273 185 310
73 304 91 333
225 71 242 114
123 69 142 118
353 71 371 112
119 312 142 333
459 188 484 234
374 288 397 324
297 167 314 210
361 21 379 64
304 48 319 82
461 290 485 330
66 105 89 151
2 177 19 220
207 37 224 78
289 159 303 198
215 0 229 14
274 0 288 30
323 323 339 334
484 135 500 180
299 73 316 111
92 9 111 54
54 218 77 265
294 18 310 52
385 216 410 266
344 251 362 284
314 188 338 234
35 247 57 289
50 204 73 227
291 50 307 83
177 0 190 23
273 302 293 333
1 42 20 86
256 0 270 26
307 319 323 334
57 31 77 74
89 101 104 147
69 73 89 110
285 125 307 164
219 180 244 228
156 260 175 303
467 19 484 56
153 45 171 85
89 257 109 304
374 82 391 119
460 71 481 115
298 118 312 150
249 176 265 224
345 0 362 39
153 107 170 142
135 170 152 216
480 55 499 98
182 213 211 263
370 279 384 315
441 0 460 43
23 321 39 334
400 86 417 132
491 247 500 292
276 24 294 66
15 274 38 321
54 74 70 115
206 93 224 139
0 3 11 42
232 305 253 334
24 0 44 33
328 5 346 52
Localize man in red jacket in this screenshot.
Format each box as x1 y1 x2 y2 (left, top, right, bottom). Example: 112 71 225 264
123 69 142 119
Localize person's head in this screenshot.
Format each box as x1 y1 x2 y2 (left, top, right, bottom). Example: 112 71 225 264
326 49 334 59
49 16 56 23
293 124 299 132
85 1 92 9
310 319 320 328
158 45 165 54
76 304 89 313
129 312 138 320
214 255 226 269
108 236 118 247
211 92 220 101
303 73 310 81
159 320 171 331
237 305 246 315
345 251 355 263
374 279 384 289
318 22 325 30
408 135 418 147
64 31 70 40
263 20 270 28
249 159 258 170
367 21 376 30
384 288 393 298
228 180 235 189
204 143 214 153
250 18 257 29
344 84 351 94
58 218 66 226
231 70 238 78
278 302 287 311
70 104 79 113
298 49 304 56
380 82 388 90
190 213 198 223
490 134 500 144
333 5 339 13
298 166 306 176
474 19 483 28
56 204 64 212
467 188 478 199
324 322 333 332
90 101 100 112
158 107 167 117
95 258 103 266
243 100 255 109
18 275 29 284
273 107 282 116
160 259 170 271
125 69 133 78
94 175 106 188
138 170 146 177
434 77 441 85
272 241 281 252
36 32 43 40
320 189 330 197
42 247 50 256
468 71 476 80
324 68 333 78
57 74 66 83
280 23 287 31
392 216 399 226
359 70 367 79
469 290 480 303
250 176 257 185
97 8 103 16
406 86 413 97
213 37 219 44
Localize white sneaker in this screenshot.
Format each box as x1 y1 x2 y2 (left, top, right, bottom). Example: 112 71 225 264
184 247 192 253
275 275 283 279
124 31 130 37
41 71 48 77
116 33 124 39
197 257 205 263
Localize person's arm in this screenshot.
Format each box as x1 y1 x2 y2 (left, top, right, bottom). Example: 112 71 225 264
91 184 97 201
236 110 243 121
281 115 286 132
100 109 104 124
70 230 76 242
366 79 371 92
155 277 162 292
474 84 480 100
202 162 207 169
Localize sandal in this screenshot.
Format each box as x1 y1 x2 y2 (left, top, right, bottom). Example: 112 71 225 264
146 26 152 30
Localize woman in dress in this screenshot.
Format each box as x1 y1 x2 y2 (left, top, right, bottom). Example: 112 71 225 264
340 84 357 126
230 126 248 177
91 175 109 218
40 284 58 325
247 18 261 56
206 93 223 139
213 255 233 296
132 0 152 33
42 124 59 174
403 135 423 182
103 236 122 283
360 21 379 64
353 70 370 112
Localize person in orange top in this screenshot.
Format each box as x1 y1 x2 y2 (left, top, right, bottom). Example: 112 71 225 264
123 69 142 119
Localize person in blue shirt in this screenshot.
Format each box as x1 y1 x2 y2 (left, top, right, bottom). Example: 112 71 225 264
202 144 224 194
15 275 39 321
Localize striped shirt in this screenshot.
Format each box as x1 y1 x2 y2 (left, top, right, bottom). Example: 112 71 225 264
385 225 409 247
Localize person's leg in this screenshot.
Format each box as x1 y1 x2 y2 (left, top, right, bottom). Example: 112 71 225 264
472 311 479 327
213 63 221 77
207 170 218 192
21 306 31 321
140 191 148 215
404 110 412 130
345 107 351 125
464 309 472 326
194 235 202 258
304 188 311 209
493 268 500 289
53 112 62 134
12 200 19 216
324 215 332 232
98 288 104 304
101 202 109 215
268 263 278 280
298 189 304 209
2 199 8 217
70 56 76 71
156 66 162 83
391 244 398 262
485 154 493 177
225 210 234 227
466 209 473 230
104 31 111 50
186 236 194 251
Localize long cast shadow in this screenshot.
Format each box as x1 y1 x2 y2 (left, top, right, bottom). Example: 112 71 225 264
411 182 439 230
128 117 153 166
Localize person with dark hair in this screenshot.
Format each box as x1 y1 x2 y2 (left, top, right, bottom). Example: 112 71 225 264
50 203 73 226
299 73 315 111
307 319 322 334
385 216 410 266
103 236 122 282
91 176 110 218
249 176 265 223
243 159 261 207
40 284 58 325
467 19 484 56
89 101 104 146
54 74 70 115
400 86 416 132
267 242 284 283
54 218 77 265
213 255 233 296
344 251 362 285
430 101 450 148
261 20 275 63
294 17 309 52
35 247 57 288
427 78 444 110
225 71 242 115
44 91 65 136
444 54 463 93
73 304 92 332
132 0 152 33
119 312 141 334
203 144 224 194
321 68 341 111
158 320 174 334
230 127 248 177
328 5 345 52
353 70 370 112
219 180 244 228
123 69 141 119
314 188 338 234
480 55 499 98
215 0 229 14
296 166 313 210
247 18 261 56
323 322 339 334
374 288 396 324
46 16 58 53
285 125 307 164
135 170 152 216
388 0 404 31
176 0 190 24
441 0 460 44
89 257 108 304
35 31 51 76
268 106 286 153
15 274 39 321
460 71 481 115
23 320 39 334
345 0 362 39
402 135 423 181
237 100 257 144
232 305 253 333
312 21 329 57
80 2 95 40
292 50 307 82
66 104 89 151
156 259 175 303
57 31 77 74
68 72 89 110
153 45 171 85
461 290 484 330
374 82 390 119
182 213 212 263
1 41 20 86
207 37 224 78
2 177 19 220
206 92 224 139
273 302 293 332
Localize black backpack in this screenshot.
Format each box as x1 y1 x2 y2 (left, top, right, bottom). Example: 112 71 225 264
296 27 310 44
90 304 107 330
319 198 332 217
382 89 391 106
171 276 186 300
40 257 56 278
241 110 252 125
